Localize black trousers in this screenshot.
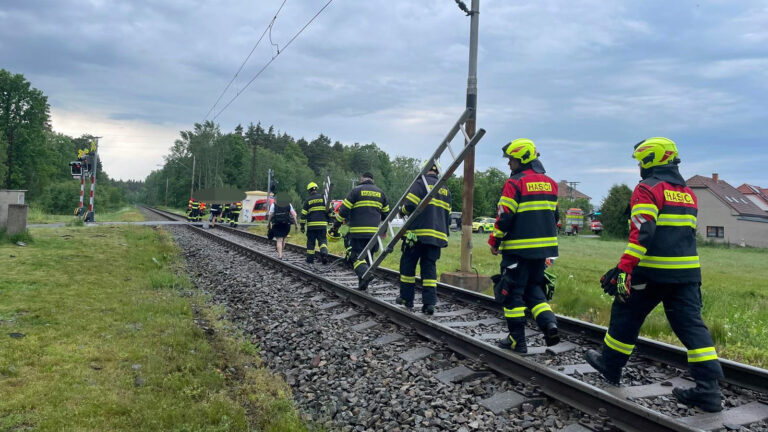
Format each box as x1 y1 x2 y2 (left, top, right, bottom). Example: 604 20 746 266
399 241 440 307
602 281 723 381
350 236 378 280
305 228 328 263
230 210 240 226
499 254 557 348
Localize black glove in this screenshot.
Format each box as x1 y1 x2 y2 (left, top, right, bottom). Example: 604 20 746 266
300 224 305 233
600 267 631 303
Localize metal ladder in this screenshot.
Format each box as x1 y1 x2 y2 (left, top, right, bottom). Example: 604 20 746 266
357 108 486 281
322 174 332 214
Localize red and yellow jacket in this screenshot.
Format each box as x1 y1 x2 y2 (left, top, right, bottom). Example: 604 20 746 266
619 166 700 283
488 167 559 259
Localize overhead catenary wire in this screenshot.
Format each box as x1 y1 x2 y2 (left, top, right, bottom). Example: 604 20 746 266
212 0 334 121
203 0 290 121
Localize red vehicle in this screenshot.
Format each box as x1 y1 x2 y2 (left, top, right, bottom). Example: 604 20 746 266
250 197 275 221
330 199 344 216
564 208 584 235
590 220 603 235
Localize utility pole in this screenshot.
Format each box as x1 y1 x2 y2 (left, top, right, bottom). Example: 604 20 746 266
568 181 580 201
190 154 196 198
165 176 169 207
460 0 479 273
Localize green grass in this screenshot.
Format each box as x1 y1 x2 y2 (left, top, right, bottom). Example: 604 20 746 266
27 206 146 224
255 225 768 367
0 226 308 431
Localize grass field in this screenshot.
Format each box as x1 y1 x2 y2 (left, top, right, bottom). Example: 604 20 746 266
27 206 146 224
0 226 307 431
250 224 768 367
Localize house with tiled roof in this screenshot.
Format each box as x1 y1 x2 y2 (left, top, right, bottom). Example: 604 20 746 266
736 184 768 212
557 180 591 201
687 174 768 247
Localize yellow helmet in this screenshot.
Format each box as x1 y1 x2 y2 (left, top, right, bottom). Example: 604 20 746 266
306 181 318 191
502 138 537 164
422 160 442 174
632 137 678 169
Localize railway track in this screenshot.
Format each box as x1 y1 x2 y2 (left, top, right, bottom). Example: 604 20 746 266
146 207 768 431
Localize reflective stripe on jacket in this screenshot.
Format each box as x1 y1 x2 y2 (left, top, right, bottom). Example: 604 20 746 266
337 180 390 239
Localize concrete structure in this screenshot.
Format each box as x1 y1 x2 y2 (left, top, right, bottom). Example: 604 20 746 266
6 204 28 235
0 190 27 234
687 174 768 248
440 271 492 293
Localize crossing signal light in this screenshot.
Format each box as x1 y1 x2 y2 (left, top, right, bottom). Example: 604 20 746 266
70 161 83 177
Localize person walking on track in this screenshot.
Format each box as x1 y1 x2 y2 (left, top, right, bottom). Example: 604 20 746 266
585 137 723 412
267 196 298 260
395 161 451 315
329 172 389 290
489 138 560 353
300 182 330 266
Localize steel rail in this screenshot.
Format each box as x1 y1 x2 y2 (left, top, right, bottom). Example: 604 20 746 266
173 219 697 432
145 206 768 394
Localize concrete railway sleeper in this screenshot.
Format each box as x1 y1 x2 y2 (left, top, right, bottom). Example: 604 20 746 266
145 207 768 431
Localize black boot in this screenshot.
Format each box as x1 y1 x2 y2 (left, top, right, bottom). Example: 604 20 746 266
673 379 722 412
358 273 373 291
421 304 435 315
498 334 527 353
584 349 621 385
544 322 560 347
395 296 413 309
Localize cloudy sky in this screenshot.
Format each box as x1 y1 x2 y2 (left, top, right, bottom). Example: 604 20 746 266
2 0 767 202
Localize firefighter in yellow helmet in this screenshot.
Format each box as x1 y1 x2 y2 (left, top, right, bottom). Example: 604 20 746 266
300 182 329 265
585 137 723 412
489 138 560 353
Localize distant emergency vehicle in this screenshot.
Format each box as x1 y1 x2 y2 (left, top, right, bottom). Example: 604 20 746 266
241 191 275 222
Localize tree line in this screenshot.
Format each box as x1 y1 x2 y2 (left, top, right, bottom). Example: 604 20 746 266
3 68 625 228
0 69 128 213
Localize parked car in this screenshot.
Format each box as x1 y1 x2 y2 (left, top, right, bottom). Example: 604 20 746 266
590 220 603 235
472 217 495 233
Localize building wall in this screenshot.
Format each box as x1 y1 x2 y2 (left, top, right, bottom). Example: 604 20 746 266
694 188 768 248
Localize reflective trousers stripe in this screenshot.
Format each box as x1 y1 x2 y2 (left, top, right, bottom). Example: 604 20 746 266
353 260 366 269
688 346 718 363
531 302 552 319
504 306 526 318
400 275 416 283
604 333 635 356
422 279 437 287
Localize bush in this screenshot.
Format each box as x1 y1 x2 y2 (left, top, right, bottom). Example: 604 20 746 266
30 180 128 214
600 184 632 238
